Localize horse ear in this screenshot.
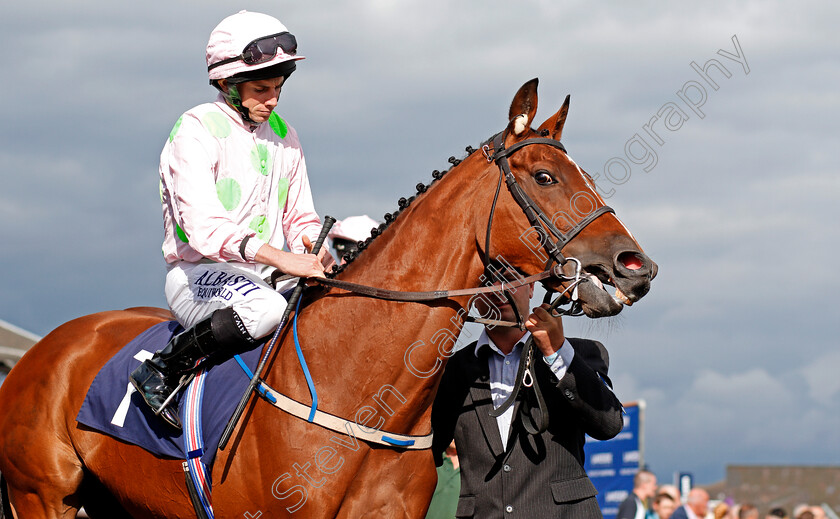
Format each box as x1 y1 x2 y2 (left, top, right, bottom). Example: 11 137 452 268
505 78 539 142
537 94 571 140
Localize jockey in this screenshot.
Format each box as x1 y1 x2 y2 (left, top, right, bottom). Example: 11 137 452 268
329 215 379 263
131 11 335 430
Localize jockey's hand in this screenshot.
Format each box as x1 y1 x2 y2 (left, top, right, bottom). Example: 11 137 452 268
278 251 326 279
524 304 565 357
302 234 337 272
255 244 326 279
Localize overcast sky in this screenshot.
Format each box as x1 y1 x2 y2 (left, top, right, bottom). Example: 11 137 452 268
2 1 838 486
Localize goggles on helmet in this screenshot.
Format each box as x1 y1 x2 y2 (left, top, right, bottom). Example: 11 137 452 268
208 31 297 71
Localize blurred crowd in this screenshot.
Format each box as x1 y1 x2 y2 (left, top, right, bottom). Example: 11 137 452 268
619 470 832 519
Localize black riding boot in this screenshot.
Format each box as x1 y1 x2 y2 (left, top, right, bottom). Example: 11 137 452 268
129 307 256 430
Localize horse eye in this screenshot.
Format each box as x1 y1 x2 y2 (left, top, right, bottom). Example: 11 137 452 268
534 171 557 186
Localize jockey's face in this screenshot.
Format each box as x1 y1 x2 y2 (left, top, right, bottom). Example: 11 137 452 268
237 76 285 123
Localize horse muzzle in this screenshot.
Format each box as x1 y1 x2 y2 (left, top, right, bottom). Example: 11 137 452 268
559 247 657 318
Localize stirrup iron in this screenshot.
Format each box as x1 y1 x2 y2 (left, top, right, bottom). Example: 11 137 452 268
156 372 195 416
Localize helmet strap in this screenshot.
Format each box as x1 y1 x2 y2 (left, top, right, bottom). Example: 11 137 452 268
213 80 258 126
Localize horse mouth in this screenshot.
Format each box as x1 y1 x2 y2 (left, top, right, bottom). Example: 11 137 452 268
572 271 623 317
571 258 654 317
583 271 632 305
541 272 622 318
544 262 636 318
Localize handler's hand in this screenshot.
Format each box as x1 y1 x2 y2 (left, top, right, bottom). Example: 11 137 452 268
524 304 565 357
302 234 337 272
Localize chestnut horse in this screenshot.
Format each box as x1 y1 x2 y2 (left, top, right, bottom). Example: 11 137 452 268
0 79 656 518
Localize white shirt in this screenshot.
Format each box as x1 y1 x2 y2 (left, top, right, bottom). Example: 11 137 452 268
474 329 575 443
683 506 701 519
633 495 646 519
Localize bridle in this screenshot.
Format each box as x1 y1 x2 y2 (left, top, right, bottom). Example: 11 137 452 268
481 130 614 289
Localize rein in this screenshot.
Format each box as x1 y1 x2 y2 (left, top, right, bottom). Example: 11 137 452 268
314 268 558 301
488 334 548 434
313 267 572 328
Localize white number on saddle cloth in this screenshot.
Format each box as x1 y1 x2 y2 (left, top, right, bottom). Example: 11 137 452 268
111 349 155 427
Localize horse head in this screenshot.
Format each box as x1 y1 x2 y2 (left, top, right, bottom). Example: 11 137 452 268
478 78 657 317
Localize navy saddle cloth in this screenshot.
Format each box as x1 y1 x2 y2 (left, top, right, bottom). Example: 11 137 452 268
76 320 262 468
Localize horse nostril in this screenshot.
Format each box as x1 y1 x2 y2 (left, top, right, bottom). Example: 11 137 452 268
617 251 644 271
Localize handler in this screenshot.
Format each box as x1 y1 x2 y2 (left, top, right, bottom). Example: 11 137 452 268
131 10 334 430
431 263 624 518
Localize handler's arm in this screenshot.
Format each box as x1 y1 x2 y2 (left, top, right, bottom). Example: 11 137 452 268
552 338 623 440
526 304 623 440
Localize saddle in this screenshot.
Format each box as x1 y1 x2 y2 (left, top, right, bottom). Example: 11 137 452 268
77 321 261 468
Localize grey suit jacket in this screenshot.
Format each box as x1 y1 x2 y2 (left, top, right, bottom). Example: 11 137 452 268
431 338 623 519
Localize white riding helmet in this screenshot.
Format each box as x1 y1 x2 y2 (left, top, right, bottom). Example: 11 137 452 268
206 10 304 82
330 215 380 260
329 215 381 243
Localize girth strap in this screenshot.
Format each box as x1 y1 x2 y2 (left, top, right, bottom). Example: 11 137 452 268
257 384 434 449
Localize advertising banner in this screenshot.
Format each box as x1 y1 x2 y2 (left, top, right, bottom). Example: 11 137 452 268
584 401 645 519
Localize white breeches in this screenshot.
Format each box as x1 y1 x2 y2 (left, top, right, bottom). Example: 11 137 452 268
165 262 293 340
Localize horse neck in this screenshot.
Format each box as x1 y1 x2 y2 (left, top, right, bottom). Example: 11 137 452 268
341 162 489 292
302 156 493 430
